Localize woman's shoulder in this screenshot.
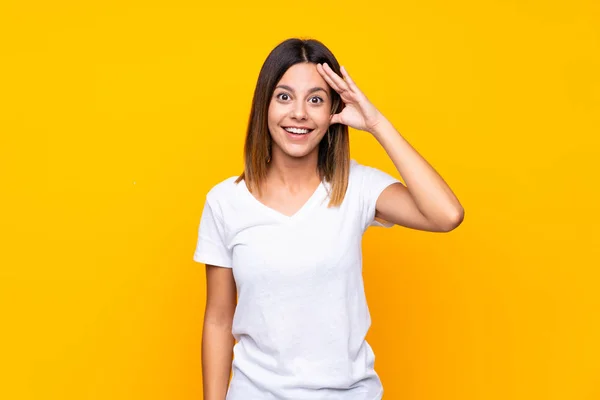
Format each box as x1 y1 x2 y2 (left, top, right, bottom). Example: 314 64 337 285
347 158 400 190
205 175 241 202
349 158 369 178
350 158 372 171
349 158 389 176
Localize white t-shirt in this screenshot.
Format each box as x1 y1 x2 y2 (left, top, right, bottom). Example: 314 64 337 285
193 159 401 400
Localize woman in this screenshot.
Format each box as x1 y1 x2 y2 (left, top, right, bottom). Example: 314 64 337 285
194 38 464 400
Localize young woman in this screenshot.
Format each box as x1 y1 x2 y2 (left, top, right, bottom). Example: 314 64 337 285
194 38 464 400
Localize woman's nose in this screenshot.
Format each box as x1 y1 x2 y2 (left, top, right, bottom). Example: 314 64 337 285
291 102 307 120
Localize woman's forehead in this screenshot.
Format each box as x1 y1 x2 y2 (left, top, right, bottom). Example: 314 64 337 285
278 63 329 90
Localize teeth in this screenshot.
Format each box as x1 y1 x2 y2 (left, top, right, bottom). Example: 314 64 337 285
284 127 311 134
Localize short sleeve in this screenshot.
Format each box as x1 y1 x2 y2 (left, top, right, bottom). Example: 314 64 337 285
193 196 233 268
356 161 402 230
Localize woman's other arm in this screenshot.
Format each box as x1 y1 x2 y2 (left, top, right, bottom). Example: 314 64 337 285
202 264 237 400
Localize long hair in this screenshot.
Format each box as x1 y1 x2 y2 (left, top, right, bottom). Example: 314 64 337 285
234 38 350 207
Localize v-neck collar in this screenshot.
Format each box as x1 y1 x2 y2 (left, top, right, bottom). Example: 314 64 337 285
240 179 326 223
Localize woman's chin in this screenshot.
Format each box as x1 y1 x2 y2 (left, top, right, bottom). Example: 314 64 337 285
279 147 318 160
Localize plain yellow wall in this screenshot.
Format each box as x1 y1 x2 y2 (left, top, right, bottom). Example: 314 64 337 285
2 0 599 399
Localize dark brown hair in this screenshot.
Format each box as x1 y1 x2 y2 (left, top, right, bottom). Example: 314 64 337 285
234 38 350 207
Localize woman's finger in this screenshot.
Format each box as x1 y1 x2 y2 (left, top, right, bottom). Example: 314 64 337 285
322 63 351 94
317 63 342 93
330 113 343 125
340 66 359 94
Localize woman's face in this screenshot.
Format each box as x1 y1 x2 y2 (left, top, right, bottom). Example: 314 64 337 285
267 62 332 162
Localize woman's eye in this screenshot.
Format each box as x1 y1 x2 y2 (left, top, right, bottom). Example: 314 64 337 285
276 93 323 104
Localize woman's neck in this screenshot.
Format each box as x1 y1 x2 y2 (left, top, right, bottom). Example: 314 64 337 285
266 153 321 190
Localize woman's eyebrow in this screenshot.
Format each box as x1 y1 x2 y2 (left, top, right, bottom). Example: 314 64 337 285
275 85 328 95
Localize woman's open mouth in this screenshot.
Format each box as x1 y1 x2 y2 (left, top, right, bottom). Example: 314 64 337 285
282 126 315 139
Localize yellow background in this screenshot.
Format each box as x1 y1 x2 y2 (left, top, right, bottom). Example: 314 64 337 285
2 0 599 399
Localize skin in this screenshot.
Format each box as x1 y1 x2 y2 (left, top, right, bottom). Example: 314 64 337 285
258 62 334 217
315 62 463 232
203 63 333 400
268 62 332 165
202 60 465 400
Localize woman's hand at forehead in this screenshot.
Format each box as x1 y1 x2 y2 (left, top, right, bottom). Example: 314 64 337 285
316 63 385 135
